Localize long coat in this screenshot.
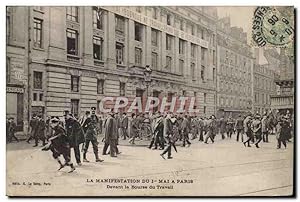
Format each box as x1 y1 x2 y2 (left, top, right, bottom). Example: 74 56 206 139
219 118 227 133
65 118 85 147
104 116 118 144
48 125 70 159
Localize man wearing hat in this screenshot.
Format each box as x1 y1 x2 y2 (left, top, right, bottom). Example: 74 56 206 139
64 112 85 166
7 117 18 143
251 114 262 148
243 113 253 147
235 114 244 142
42 117 75 173
181 114 191 147
82 108 103 162
204 115 217 144
103 112 118 157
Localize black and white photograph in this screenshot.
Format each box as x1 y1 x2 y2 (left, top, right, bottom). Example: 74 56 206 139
5 4 295 197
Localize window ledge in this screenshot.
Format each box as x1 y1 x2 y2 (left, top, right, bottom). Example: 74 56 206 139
94 59 104 66
117 64 126 68
67 55 80 62
33 47 45 51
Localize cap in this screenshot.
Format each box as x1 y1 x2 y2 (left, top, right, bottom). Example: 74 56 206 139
51 117 60 123
91 107 96 111
8 117 14 120
63 110 70 116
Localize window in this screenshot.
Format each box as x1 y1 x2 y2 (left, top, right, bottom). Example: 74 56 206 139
33 18 43 48
39 93 43 101
191 43 196 58
180 20 184 31
166 34 172 50
203 106 206 114
201 65 205 80
97 79 104 94
136 7 142 13
152 7 157 19
191 25 195 35
213 68 216 81
191 63 195 79
213 50 216 65
120 82 126 96
166 56 172 69
67 29 78 55
201 29 204 40
6 15 10 43
134 22 143 42
66 7 78 22
115 15 125 34
179 39 185 54
151 28 158 46
6 57 10 83
71 99 79 116
93 7 103 29
201 48 205 61
116 42 124 64
151 52 158 69
33 71 43 89
93 36 103 60
167 14 171 25
71 75 79 92
204 93 207 103
179 59 184 75
135 48 142 66
33 93 37 101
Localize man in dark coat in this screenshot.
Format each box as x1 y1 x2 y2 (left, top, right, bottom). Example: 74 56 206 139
276 115 289 149
27 114 39 145
121 113 129 140
219 116 227 139
103 112 118 157
243 114 253 147
181 115 191 147
42 117 75 173
251 114 262 148
7 117 19 143
204 115 217 144
160 112 174 159
198 117 205 141
82 112 104 162
235 115 244 142
226 116 235 138
148 112 164 150
65 113 85 165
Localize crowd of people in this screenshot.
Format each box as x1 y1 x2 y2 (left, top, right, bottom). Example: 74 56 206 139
6 107 294 173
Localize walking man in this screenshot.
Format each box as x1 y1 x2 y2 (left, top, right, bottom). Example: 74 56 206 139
82 109 104 163
103 112 118 157
235 115 244 142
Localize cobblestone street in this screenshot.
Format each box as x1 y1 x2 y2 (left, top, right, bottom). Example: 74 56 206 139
6 134 294 196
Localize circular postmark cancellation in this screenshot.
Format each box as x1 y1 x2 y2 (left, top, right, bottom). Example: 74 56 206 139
252 6 294 47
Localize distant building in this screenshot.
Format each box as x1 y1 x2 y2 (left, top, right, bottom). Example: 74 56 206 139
253 64 277 114
216 17 254 118
270 48 294 114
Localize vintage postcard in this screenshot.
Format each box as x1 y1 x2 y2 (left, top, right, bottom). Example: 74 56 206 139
6 5 295 197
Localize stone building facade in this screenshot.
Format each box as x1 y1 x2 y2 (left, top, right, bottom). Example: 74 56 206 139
216 17 254 118
253 64 277 114
6 7 30 132
6 6 218 133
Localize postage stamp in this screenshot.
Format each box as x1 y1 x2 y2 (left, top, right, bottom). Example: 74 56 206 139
252 6 294 47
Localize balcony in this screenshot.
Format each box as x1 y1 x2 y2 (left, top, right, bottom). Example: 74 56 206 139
270 94 294 109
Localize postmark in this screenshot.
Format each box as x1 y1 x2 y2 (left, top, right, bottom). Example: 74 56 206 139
252 6 294 47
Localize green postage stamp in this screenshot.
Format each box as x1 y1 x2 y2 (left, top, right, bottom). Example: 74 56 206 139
252 6 294 47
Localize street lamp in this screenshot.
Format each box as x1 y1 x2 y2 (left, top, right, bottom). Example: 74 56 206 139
143 65 152 97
